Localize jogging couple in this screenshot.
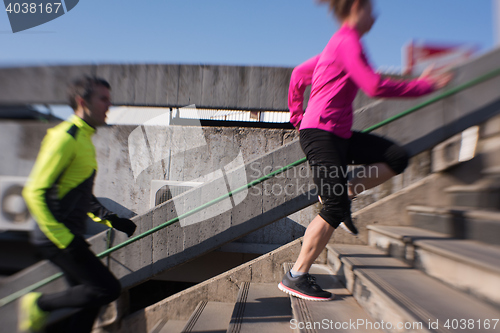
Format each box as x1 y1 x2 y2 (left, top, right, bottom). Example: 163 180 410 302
18 0 453 332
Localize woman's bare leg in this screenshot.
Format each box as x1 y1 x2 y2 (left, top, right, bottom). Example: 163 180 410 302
292 215 334 273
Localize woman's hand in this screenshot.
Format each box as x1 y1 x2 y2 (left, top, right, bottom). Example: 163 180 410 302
419 64 454 90
295 121 301 131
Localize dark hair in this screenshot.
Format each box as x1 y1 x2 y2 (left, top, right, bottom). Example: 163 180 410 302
68 76 111 111
317 0 369 20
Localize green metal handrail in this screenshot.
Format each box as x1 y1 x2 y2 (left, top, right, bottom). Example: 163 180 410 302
1 66 500 308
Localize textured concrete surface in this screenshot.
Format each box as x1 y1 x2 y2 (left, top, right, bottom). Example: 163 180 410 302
115 238 304 333
289 264 384 333
0 123 298 207
227 283 292 333
329 244 500 333
0 122 307 241
0 63 378 111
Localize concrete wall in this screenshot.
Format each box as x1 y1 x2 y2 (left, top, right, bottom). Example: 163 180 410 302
0 63 380 112
0 120 310 241
0 121 300 214
93 125 299 215
0 64 293 110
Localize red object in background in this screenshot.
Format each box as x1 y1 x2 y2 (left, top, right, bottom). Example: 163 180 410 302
403 40 478 75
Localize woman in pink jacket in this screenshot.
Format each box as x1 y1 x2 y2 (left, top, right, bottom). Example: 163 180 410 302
278 0 452 301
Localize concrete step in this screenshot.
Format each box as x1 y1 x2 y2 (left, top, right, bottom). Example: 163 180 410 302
445 177 500 210
367 225 449 264
414 239 500 309
327 244 500 333
282 263 383 333
368 225 500 308
179 301 234 333
407 205 500 245
150 301 234 333
227 282 292 333
482 166 500 177
149 319 187 333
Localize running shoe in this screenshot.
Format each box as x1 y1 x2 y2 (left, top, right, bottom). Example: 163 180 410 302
278 271 334 301
18 292 49 332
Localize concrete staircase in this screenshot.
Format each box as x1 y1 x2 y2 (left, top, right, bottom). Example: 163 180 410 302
136 162 500 333
114 110 500 333
147 264 384 333
406 168 500 245
333 169 500 331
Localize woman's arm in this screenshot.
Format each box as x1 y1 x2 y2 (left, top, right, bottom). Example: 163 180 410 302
339 37 434 98
288 55 320 128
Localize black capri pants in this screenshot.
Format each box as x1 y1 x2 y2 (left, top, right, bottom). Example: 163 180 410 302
36 236 121 333
300 128 409 229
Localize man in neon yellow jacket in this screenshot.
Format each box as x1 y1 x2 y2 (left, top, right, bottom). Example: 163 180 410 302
19 76 136 333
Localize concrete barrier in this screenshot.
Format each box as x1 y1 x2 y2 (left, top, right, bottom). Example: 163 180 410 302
0 63 382 111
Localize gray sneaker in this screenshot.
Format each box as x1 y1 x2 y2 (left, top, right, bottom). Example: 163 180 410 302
278 271 334 301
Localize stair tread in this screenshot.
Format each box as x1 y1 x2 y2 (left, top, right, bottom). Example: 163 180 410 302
367 225 500 273
228 282 292 333
445 181 500 193
407 205 500 220
156 320 187 333
406 205 452 214
367 225 450 240
290 264 383 333
182 301 234 333
414 238 500 274
328 245 500 328
483 166 500 176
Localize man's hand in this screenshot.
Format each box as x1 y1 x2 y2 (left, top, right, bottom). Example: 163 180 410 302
107 215 137 237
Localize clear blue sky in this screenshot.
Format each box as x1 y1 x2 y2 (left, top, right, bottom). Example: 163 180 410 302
0 0 496 71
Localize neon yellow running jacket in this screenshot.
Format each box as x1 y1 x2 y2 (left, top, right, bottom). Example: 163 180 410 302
23 115 113 249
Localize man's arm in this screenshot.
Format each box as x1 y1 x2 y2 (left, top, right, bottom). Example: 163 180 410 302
23 131 76 249
87 195 114 228
87 196 137 237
